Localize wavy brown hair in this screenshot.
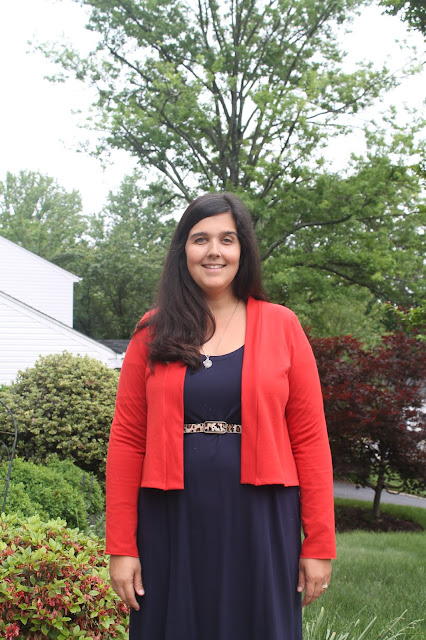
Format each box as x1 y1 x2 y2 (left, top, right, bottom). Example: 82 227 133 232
138 192 268 368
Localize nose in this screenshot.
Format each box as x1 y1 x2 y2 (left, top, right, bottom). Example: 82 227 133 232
207 238 221 256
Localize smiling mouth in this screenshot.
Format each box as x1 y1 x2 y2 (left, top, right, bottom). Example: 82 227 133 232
202 264 225 269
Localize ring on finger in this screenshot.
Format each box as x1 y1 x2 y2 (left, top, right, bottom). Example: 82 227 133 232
321 584 328 589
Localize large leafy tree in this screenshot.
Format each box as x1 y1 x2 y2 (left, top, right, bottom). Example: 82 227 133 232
0 170 87 272
51 0 396 194
45 0 425 315
312 331 426 518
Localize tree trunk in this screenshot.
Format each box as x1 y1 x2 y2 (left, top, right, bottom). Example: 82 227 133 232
373 476 384 520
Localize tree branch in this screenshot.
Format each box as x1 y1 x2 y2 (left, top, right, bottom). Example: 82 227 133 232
261 212 354 260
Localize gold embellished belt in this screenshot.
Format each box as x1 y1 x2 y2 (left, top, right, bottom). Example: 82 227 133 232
183 421 242 434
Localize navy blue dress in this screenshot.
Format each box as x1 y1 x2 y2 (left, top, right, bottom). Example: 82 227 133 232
129 347 302 640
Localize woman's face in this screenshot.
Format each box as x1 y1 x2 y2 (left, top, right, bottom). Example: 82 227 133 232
185 212 241 299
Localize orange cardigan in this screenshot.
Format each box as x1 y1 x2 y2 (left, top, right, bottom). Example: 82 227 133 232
106 297 336 559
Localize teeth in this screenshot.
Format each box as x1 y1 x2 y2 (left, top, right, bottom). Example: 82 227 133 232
204 265 223 269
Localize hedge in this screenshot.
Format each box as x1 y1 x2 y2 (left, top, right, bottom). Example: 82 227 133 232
0 457 104 532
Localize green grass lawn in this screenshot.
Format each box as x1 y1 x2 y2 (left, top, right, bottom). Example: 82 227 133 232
303 500 426 639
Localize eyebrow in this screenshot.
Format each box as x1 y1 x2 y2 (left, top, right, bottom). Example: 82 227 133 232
188 230 238 240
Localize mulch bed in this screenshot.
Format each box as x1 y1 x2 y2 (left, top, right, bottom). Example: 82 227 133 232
335 505 423 533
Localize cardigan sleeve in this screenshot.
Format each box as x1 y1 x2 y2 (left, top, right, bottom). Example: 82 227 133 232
284 312 336 559
105 327 149 556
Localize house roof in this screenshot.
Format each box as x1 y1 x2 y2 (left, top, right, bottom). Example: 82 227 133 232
0 235 82 282
97 339 130 354
0 289 119 358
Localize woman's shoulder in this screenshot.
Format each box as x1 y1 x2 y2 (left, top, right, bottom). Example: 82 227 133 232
249 297 298 322
126 310 156 353
133 308 157 335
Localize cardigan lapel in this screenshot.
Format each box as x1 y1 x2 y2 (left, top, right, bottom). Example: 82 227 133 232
164 360 187 487
241 297 261 483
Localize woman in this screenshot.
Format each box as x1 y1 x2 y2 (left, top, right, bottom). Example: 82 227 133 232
106 192 336 640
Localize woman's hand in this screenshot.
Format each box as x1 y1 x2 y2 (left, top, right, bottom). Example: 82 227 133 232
297 558 332 606
109 555 145 611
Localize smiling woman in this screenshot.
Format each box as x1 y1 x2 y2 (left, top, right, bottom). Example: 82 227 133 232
105 192 336 640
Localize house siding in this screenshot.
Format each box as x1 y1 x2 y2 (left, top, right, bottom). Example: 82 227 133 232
0 293 123 385
0 236 80 327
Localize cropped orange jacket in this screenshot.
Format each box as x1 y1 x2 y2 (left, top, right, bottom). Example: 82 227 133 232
106 297 336 559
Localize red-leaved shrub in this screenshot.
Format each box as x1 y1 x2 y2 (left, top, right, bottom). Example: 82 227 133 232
0 514 128 639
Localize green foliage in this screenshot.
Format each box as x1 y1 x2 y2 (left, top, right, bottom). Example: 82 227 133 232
380 0 426 35
260 130 426 311
46 456 105 516
0 170 87 272
74 173 176 338
0 513 128 639
51 0 396 195
279 287 387 345
0 352 119 480
0 457 104 531
382 301 426 341
40 0 425 318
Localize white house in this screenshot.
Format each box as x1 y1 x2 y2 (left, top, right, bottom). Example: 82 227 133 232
0 236 125 385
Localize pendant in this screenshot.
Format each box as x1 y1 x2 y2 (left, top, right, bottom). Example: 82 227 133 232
203 356 212 369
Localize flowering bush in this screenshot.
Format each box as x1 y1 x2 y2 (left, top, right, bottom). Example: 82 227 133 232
0 513 129 639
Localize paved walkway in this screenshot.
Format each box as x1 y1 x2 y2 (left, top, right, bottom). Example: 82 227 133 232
334 481 426 509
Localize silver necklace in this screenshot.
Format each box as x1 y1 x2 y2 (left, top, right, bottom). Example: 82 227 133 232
201 300 239 369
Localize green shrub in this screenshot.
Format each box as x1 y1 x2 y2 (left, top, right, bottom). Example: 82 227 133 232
43 456 105 521
0 513 129 639
0 352 119 479
0 457 104 531
1 458 86 529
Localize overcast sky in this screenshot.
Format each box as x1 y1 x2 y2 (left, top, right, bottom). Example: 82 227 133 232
0 0 424 215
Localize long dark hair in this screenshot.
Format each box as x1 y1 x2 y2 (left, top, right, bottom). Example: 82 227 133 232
139 192 268 368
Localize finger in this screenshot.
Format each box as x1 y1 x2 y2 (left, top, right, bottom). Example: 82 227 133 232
112 578 140 611
134 564 145 597
302 580 317 606
296 566 306 595
304 578 330 606
123 581 141 611
319 576 331 596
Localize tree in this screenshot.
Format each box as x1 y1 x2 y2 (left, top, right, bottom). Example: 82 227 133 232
0 170 87 272
45 0 425 313
311 331 426 519
74 173 176 338
260 127 426 312
379 0 426 35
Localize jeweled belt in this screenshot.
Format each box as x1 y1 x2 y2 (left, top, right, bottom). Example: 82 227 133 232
183 421 242 434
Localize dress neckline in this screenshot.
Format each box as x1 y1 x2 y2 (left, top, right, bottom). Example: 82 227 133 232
207 345 244 360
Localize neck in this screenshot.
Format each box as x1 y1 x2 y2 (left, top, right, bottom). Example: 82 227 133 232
205 292 239 316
